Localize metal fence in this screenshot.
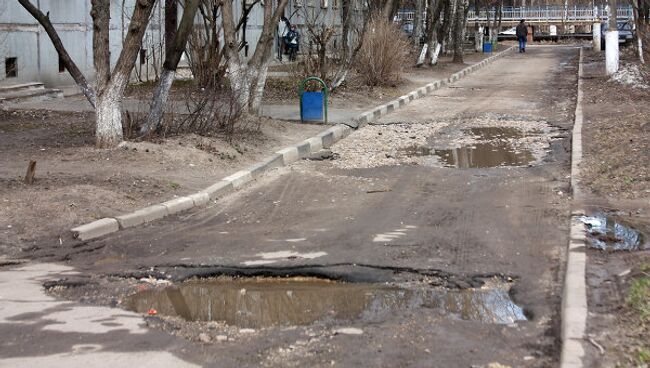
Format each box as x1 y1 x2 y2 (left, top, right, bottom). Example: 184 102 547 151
396 6 633 23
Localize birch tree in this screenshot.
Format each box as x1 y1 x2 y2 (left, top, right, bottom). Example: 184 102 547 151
419 0 446 66
221 0 289 115
18 0 157 148
142 0 201 136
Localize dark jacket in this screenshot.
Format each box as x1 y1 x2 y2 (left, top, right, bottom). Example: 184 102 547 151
516 23 528 38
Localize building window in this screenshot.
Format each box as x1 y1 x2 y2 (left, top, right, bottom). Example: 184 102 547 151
58 55 66 73
321 0 328 8
140 49 147 65
5 57 17 78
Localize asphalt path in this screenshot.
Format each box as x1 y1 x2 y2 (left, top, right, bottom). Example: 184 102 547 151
5 46 580 368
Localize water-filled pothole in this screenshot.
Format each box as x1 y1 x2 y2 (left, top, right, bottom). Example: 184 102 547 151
580 213 644 251
435 127 536 168
403 127 538 168
124 277 526 328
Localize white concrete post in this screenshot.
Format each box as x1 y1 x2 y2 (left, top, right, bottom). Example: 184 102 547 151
592 22 601 51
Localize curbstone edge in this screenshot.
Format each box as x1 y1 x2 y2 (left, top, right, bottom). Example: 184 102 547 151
71 218 119 241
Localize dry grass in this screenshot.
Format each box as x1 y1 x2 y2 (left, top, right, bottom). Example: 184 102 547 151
355 17 410 87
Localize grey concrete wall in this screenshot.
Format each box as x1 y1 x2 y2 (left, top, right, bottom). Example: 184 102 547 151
0 0 164 87
0 0 357 88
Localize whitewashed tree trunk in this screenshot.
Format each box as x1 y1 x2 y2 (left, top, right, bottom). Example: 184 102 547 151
475 26 484 52
250 60 270 114
96 93 124 148
144 68 175 133
606 1 619 75
593 22 602 51
417 43 429 66
430 42 442 65
639 37 645 63
606 30 620 74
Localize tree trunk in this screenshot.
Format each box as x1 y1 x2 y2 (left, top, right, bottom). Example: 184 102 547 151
439 0 454 51
452 0 468 63
18 0 97 107
221 0 288 115
142 0 201 136
96 92 124 149
424 0 445 65
165 0 178 55
414 0 424 46
331 0 369 91
606 0 619 75
383 0 399 20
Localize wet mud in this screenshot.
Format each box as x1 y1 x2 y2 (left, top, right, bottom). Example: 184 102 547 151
124 277 526 328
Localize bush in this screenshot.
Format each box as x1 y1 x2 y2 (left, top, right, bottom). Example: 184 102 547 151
355 17 410 87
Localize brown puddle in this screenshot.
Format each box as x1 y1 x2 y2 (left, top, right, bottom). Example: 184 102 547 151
124 277 526 328
434 127 535 168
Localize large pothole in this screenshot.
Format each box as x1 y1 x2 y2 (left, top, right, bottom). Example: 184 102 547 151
331 115 561 169
124 276 526 328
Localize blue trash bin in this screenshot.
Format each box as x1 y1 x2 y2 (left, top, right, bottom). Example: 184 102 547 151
301 91 324 121
483 42 493 53
299 77 328 124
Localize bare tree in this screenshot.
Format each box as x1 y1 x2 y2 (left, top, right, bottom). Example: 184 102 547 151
452 0 469 62
633 0 649 64
18 0 157 148
419 0 446 66
413 0 424 47
331 0 370 91
142 0 201 136
221 0 289 115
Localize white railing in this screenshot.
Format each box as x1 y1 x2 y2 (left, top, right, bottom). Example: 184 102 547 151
397 6 633 23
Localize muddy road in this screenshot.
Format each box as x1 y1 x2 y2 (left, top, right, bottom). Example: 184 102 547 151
19 47 579 367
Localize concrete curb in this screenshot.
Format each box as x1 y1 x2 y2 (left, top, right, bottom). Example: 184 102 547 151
350 46 516 128
70 47 515 241
560 47 588 368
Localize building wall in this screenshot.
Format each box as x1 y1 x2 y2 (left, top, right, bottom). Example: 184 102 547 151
0 0 357 88
0 0 164 87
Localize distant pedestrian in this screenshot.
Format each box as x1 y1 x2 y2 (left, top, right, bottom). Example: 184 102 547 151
285 24 300 62
277 16 290 61
516 19 528 53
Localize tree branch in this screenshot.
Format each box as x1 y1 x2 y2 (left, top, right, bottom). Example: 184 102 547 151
18 0 97 107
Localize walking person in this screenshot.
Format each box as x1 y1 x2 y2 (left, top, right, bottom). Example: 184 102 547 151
285 24 300 62
516 19 528 53
277 16 290 61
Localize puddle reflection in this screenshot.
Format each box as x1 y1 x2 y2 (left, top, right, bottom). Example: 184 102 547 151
125 278 526 328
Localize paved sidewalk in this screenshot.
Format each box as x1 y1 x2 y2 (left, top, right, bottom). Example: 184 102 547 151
3 95 363 124
0 263 197 367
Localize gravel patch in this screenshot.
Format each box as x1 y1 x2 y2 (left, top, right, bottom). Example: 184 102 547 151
331 114 560 169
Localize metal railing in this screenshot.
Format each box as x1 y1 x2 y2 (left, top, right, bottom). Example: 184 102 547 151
396 6 633 23
466 6 633 22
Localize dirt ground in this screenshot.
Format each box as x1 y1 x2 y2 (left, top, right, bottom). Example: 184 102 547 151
0 109 323 258
263 48 503 109
580 48 650 367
